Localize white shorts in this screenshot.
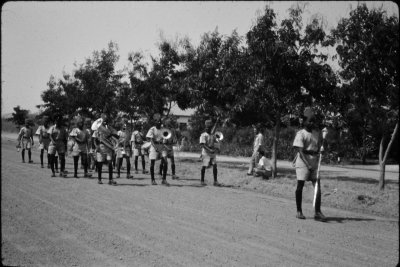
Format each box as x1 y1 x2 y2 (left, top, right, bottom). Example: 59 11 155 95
295 167 317 181
201 153 217 167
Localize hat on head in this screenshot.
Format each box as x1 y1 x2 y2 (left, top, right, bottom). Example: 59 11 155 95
84 118 92 123
205 119 212 127
303 107 315 119
25 118 33 125
75 117 83 124
153 113 161 121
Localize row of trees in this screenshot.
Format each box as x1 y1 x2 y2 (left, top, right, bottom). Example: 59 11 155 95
32 4 397 189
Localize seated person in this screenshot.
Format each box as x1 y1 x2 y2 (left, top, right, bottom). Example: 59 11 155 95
253 149 272 179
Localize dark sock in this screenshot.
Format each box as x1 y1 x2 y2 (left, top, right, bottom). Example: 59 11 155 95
117 158 122 176
97 162 103 180
201 166 206 182
141 156 146 170
40 149 44 165
171 164 175 175
296 181 305 212
134 156 138 171
150 160 155 180
60 154 65 172
73 156 79 175
28 150 32 161
50 155 55 173
162 158 168 180
213 165 218 182
108 163 113 180
126 158 131 174
22 149 25 161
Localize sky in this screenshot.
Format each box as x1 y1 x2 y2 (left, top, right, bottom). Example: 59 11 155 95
1 1 398 116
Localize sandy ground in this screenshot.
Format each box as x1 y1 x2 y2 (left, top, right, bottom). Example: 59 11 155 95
2 136 399 266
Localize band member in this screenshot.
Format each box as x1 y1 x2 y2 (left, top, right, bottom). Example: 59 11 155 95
69 117 92 178
17 119 35 163
35 116 52 168
247 123 264 175
131 122 149 174
48 116 68 177
93 113 117 185
252 149 272 179
116 121 133 179
199 119 221 186
158 119 179 179
84 118 96 171
293 108 327 222
146 113 169 186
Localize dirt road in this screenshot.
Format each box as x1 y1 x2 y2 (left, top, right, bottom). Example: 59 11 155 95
2 138 398 266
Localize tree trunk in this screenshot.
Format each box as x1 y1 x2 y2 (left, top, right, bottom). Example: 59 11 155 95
270 116 281 178
378 122 399 190
361 129 367 165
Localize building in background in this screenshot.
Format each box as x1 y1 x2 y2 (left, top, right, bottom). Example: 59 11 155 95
168 102 196 131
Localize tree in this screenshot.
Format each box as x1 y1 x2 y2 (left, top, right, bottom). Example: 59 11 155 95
7 105 29 127
39 41 125 123
244 4 337 177
330 4 399 189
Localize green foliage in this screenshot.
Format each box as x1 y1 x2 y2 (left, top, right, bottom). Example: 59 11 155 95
7 106 29 126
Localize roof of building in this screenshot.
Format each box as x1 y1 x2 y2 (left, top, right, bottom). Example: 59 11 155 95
168 102 196 117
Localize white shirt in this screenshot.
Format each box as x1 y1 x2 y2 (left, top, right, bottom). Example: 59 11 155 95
146 126 162 142
258 156 272 171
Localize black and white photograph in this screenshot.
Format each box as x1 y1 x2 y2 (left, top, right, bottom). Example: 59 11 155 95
1 1 399 266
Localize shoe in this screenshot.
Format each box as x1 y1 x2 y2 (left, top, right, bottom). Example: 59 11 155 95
296 211 306 220
314 212 327 222
172 175 179 180
55 169 59 173
142 170 149 174
116 174 120 178
74 174 79 178
135 170 139 174
41 165 44 168
47 165 51 169
108 180 117 185
98 180 103 184
247 172 253 176
126 174 133 179
51 173 56 177
200 181 207 186
213 181 222 187
151 180 157 185
161 180 170 186
84 173 92 178
29 160 33 163
22 160 25 163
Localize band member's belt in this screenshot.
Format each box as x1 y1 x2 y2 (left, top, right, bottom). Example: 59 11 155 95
22 136 31 139
153 141 162 144
303 150 318 155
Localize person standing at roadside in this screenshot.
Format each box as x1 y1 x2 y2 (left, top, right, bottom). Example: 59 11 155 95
199 119 221 186
247 123 264 175
292 108 327 222
116 121 133 179
146 114 168 185
131 122 149 174
48 116 68 177
35 116 52 168
17 119 35 163
69 117 92 178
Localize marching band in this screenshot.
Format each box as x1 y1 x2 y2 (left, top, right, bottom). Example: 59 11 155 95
16 106 328 220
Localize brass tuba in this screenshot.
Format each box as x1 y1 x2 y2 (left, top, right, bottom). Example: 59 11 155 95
92 118 118 151
214 131 224 142
160 128 172 140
